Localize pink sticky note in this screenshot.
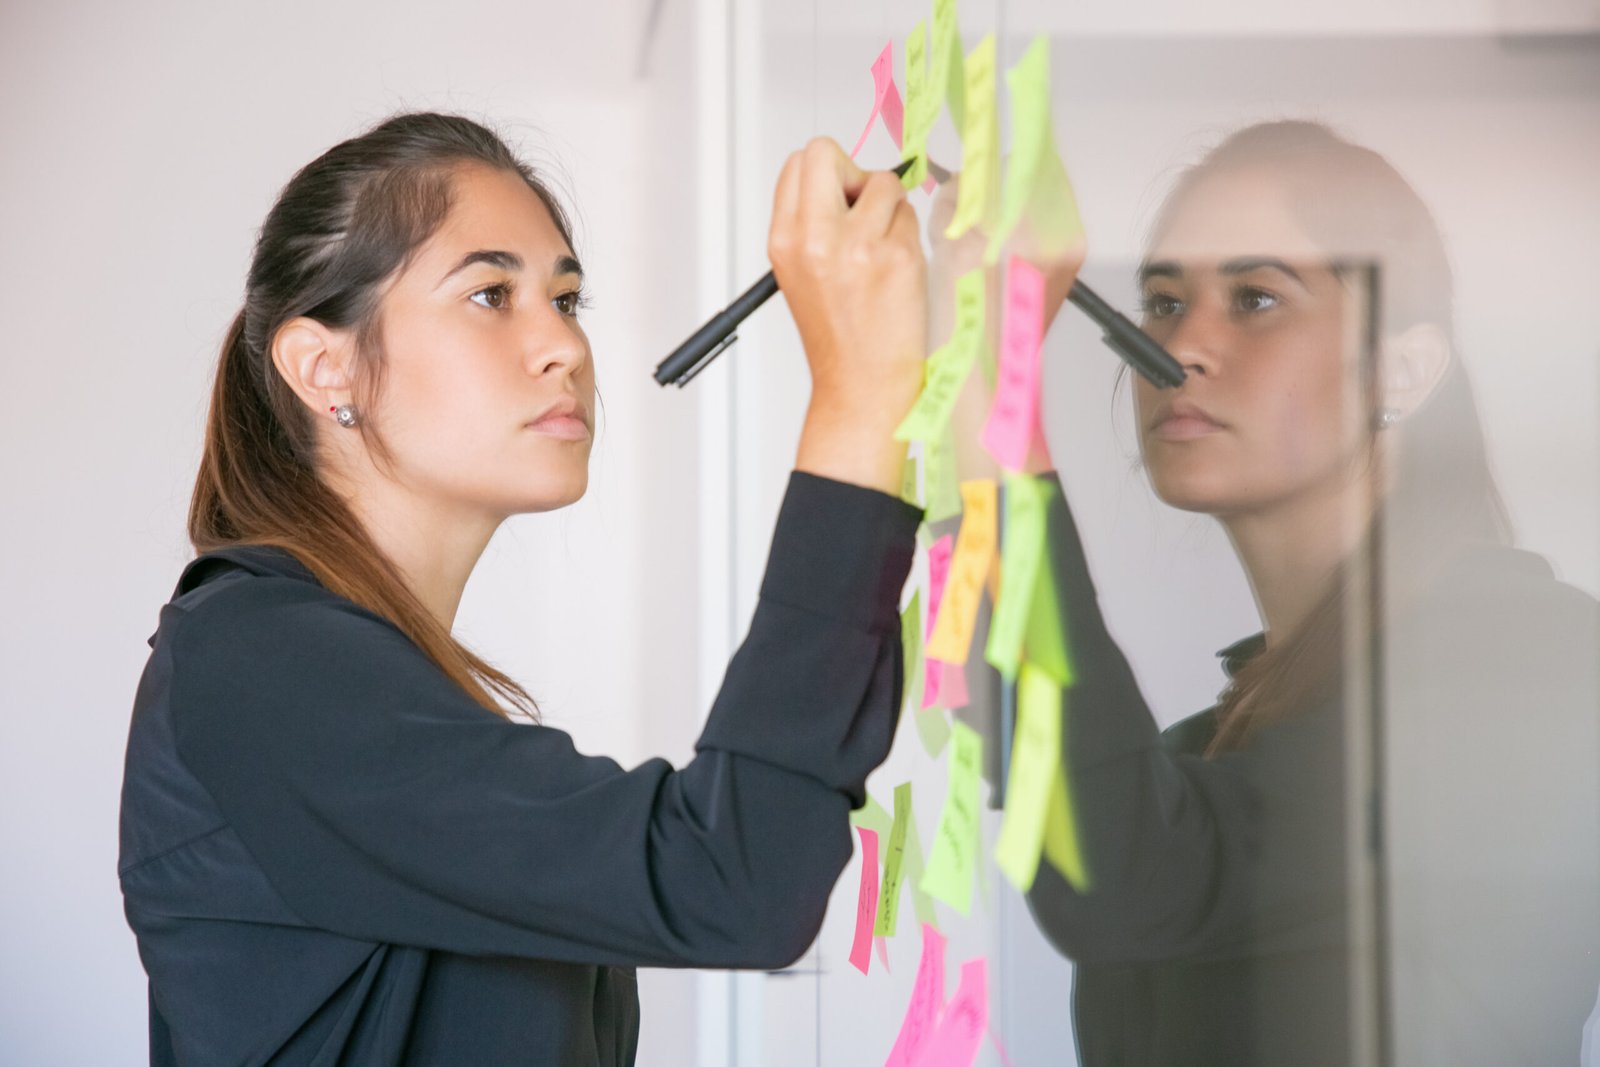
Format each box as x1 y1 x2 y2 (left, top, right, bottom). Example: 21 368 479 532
886 923 947 1067
923 535 955 641
851 42 907 159
875 934 892 973
916 958 989 1067
980 257 1047 471
941 658 969 710
849 827 881 975
922 655 945 710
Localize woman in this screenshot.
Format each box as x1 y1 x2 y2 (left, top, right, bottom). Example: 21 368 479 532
118 112 927 1064
940 121 1598 1064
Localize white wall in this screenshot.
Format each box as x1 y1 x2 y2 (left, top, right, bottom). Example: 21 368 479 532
0 1 708 1062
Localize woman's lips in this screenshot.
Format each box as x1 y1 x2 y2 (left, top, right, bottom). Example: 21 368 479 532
526 414 591 441
1151 414 1224 441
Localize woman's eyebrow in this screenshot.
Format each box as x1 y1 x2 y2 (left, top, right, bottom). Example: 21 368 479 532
1138 260 1182 284
437 249 524 288
553 254 583 280
1220 256 1307 288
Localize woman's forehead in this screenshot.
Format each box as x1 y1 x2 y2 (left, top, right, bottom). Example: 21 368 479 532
1149 169 1326 268
419 165 572 272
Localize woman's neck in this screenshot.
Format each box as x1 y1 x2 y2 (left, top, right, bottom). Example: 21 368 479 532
1222 476 1376 647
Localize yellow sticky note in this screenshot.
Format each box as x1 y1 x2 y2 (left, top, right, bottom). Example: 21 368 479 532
919 721 983 915
901 590 926 716
985 35 1084 264
900 22 931 189
924 429 962 525
994 663 1061 890
1024 532 1074 687
1043 710 1089 892
926 480 998 664
984 473 1050 680
930 0 965 131
946 34 998 240
874 781 914 937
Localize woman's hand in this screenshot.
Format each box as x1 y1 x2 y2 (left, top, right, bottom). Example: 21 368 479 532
768 138 928 494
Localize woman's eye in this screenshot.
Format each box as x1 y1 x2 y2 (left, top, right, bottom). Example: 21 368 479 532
1234 286 1280 314
1142 292 1184 319
553 290 587 317
469 283 512 310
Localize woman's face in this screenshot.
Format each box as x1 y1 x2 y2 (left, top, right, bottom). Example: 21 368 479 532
363 163 596 519
1134 168 1368 518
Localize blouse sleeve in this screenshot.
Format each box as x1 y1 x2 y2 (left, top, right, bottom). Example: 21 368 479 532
1023 474 1348 965
169 471 920 970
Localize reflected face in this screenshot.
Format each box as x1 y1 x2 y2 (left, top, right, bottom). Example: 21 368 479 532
366 163 596 519
1134 169 1365 517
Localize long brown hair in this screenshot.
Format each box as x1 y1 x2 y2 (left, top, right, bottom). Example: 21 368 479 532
189 112 576 719
1136 121 1514 755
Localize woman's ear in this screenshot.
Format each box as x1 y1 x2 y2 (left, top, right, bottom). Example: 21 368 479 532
271 317 356 417
1380 322 1451 420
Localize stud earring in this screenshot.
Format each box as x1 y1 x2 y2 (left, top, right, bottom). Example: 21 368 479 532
1375 406 1400 431
330 404 358 428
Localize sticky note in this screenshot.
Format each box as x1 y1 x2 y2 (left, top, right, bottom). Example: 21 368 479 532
900 590 925 717
921 957 989 1067
849 826 880 974
875 935 891 973
1043 705 1089 891
994 662 1060 891
885 922 947 1067
924 428 962 524
984 473 1050 679
930 0 966 131
985 35 1084 264
901 809 939 926
851 41 907 158
980 257 1046 471
920 721 983 915
915 705 952 758
941 658 970 710
899 447 922 508
849 791 893 836
1025 546 1074 687
946 34 998 240
874 781 913 937
926 481 998 665
894 342 977 444
921 535 954 710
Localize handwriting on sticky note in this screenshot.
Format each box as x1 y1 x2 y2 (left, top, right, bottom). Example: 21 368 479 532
980 258 1046 471
875 781 913 937
885 922 947 1067
927 481 998 665
994 662 1060 890
900 22 932 189
849 826 880 975
920 957 989 1067
930 0 965 131
947 35 998 240
901 589 925 717
922 535 955 710
920 722 983 915
984 473 1050 679
851 41 906 158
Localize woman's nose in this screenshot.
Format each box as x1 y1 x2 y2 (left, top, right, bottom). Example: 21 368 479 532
1163 303 1224 378
525 315 588 379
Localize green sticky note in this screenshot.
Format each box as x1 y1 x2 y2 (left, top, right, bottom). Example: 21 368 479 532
900 799 939 928
914 704 952 757
901 21 932 189
874 782 913 936
1023 507 1074 687
984 472 1050 680
849 791 894 836
930 0 965 131
946 34 998 240
895 268 985 443
994 662 1061 890
919 721 983 915
899 447 922 507
985 35 1085 264
924 428 962 525
901 590 926 716
1043 691 1089 892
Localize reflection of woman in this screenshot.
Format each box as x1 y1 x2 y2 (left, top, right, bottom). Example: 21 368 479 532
943 122 1599 1064
117 116 928 1064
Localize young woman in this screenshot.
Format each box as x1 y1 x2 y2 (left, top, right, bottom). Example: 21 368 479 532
937 121 1598 1064
118 112 928 1065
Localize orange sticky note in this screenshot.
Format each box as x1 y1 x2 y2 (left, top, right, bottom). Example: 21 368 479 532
926 481 998 665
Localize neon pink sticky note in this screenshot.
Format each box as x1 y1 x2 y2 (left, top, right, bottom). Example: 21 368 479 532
916 958 989 1067
851 42 907 158
924 535 955 641
941 658 970 710
849 827 880 975
980 257 1047 471
886 923 947 1067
